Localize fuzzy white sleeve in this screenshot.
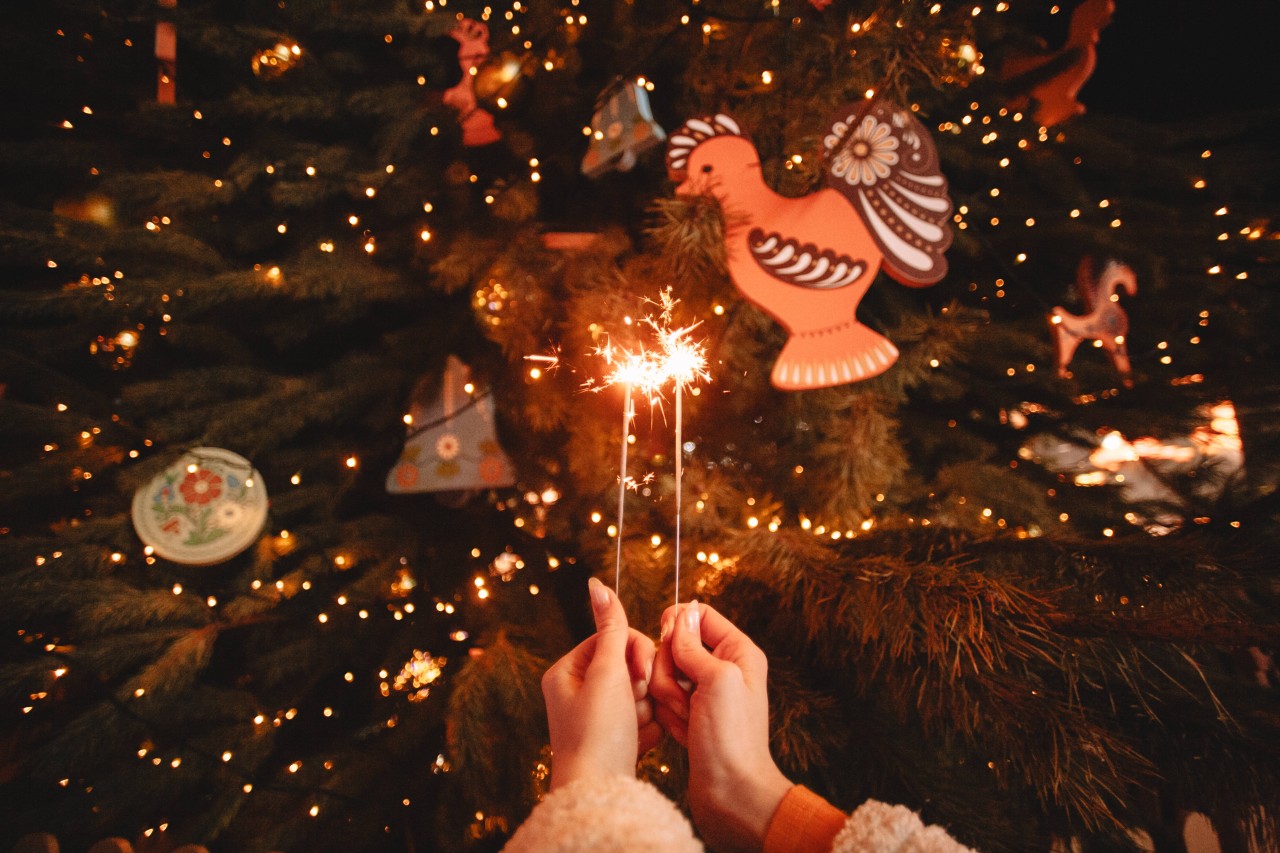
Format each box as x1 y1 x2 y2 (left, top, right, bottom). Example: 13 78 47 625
501 774 703 853
830 799 977 853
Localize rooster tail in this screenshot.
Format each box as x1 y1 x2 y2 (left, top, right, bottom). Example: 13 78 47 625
771 320 898 390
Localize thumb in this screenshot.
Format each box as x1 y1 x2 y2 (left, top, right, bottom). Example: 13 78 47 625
669 601 720 685
587 577 629 662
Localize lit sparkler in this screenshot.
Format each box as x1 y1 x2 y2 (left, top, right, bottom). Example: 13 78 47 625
657 323 708 606
590 289 709 602
594 344 662 593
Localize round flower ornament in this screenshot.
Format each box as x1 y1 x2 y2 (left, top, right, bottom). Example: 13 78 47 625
131 447 268 566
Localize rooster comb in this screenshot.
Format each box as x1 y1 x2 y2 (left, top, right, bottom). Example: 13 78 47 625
666 114 743 181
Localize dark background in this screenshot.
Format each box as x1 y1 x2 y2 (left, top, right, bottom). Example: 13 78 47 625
1082 0 1279 120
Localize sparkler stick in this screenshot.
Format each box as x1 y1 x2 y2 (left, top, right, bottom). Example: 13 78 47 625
615 382 634 593
673 380 684 604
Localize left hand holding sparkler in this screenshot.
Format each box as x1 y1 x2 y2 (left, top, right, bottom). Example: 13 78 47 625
542 578 661 789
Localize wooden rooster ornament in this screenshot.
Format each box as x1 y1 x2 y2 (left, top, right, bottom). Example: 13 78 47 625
667 101 952 390
999 0 1114 128
1050 256 1137 386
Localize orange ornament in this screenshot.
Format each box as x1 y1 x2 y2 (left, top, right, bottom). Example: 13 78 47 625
667 102 952 390
442 19 501 147
999 0 1114 128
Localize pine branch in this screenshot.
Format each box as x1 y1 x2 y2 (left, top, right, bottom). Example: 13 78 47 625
445 633 548 833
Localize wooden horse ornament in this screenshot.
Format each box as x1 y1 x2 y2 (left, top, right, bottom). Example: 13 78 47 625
1050 257 1137 387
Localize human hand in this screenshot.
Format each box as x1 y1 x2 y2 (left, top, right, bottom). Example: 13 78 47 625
650 602 792 853
541 577 661 790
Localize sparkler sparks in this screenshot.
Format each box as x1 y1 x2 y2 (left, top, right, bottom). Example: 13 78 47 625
523 352 561 367
590 290 709 402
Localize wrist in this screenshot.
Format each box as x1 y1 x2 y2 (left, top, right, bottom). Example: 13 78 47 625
703 764 791 852
741 766 793 847
549 755 635 792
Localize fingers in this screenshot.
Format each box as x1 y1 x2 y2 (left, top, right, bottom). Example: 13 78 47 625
587 577 629 666
541 633 597 701
654 702 688 747
669 601 723 684
638 719 664 756
675 601 768 683
648 617 691 721
627 629 656 701
686 601 742 650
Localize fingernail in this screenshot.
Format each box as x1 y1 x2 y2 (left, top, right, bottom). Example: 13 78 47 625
683 601 700 633
645 655 654 685
588 577 610 611
659 613 674 642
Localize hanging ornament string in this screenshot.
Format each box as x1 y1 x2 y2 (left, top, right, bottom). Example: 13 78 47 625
400 392 488 440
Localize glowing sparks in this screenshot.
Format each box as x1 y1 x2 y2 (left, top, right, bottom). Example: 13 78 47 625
588 289 709 402
523 353 561 367
597 344 666 398
624 472 656 492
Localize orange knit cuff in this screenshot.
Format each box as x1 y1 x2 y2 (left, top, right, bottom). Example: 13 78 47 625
762 785 848 853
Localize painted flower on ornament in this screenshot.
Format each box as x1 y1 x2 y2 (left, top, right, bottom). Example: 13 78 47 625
436 433 461 461
180 469 223 505
394 463 420 489
829 115 899 187
478 455 508 484
216 502 244 528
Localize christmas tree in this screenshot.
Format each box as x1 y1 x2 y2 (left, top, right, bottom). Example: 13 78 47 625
2 1 1277 852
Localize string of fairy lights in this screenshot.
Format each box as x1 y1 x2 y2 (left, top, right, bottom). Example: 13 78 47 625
19 0 1265 841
